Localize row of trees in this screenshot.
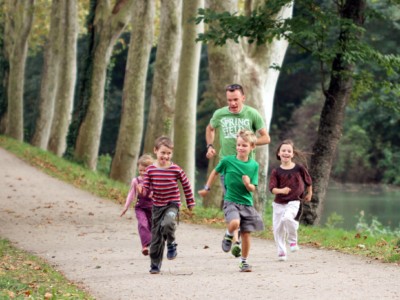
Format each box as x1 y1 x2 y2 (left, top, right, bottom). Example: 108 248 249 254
1 0 399 225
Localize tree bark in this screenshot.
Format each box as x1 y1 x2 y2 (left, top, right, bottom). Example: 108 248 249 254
173 0 204 188
74 0 133 170
31 0 64 149
204 0 292 211
109 0 155 183
142 0 182 153
48 0 78 156
302 0 366 225
3 0 34 141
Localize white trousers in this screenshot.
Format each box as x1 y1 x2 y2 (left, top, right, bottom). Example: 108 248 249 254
272 201 300 255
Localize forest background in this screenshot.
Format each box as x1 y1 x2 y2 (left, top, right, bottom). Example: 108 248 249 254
1 0 399 226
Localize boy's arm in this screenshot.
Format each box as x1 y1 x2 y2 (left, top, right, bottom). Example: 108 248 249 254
198 169 219 197
242 175 256 192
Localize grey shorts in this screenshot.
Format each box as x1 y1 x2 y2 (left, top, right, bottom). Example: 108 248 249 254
223 201 264 232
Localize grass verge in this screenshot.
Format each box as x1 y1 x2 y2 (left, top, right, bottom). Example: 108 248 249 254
0 238 93 299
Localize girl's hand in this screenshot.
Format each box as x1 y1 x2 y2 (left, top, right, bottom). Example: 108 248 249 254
304 192 312 202
120 208 128 217
281 187 291 195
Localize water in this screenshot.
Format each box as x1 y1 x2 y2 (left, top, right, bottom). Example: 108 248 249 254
320 182 400 231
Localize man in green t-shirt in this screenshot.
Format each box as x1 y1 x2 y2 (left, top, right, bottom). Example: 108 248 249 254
204 83 271 257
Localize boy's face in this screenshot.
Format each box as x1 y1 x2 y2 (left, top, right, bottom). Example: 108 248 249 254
236 137 254 159
154 145 173 167
226 90 245 114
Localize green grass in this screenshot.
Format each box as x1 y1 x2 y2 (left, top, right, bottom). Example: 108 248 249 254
0 134 399 298
0 238 93 299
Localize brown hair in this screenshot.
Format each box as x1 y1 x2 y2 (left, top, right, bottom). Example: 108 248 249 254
275 139 310 167
237 129 257 146
225 83 244 95
154 136 174 150
137 154 153 167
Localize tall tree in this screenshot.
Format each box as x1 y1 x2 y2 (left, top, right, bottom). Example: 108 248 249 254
47 0 78 156
109 0 155 183
31 0 64 149
196 0 400 222
142 0 182 153
173 0 204 187
198 0 292 211
74 0 133 170
3 0 34 141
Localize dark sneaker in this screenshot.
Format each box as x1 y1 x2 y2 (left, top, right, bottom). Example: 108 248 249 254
239 261 252 272
222 233 233 252
231 242 241 257
149 264 161 274
167 242 178 260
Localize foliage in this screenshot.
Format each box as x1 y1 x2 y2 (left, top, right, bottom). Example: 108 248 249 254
325 212 345 229
196 0 400 108
0 238 93 299
356 210 400 237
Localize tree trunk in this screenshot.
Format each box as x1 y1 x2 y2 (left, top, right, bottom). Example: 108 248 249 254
48 0 78 156
142 0 182 153
302 0 366 225
3 0 34 141
31 0 64 149
109 0 155 183
74 0 133 170
204 0 291 211
173 0 204 188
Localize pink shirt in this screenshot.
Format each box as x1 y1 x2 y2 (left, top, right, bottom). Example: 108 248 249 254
123 176 153 210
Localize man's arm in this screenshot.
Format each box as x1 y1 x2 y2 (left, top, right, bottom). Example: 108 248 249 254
206 124 217 159
256 128 271 145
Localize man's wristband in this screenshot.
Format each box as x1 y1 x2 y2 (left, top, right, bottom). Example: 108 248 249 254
204 185 210 191
206 144 214 150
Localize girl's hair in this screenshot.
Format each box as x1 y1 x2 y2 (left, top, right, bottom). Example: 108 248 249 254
137 154 153 167
275 139 310 168
154 136 174 150
237 129 257 146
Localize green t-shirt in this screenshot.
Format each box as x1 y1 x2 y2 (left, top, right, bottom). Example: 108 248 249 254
210 105 265 159
215 155 259 206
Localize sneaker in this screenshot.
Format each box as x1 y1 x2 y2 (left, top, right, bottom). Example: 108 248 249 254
231 242 241 257
290 243 300 252
278 253 287 261
239 261 252 272
142 247 149 256
149 264 160 274
222 233 233 252
167 242 177 260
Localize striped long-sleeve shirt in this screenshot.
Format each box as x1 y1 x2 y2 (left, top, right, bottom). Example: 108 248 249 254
142 163 195 208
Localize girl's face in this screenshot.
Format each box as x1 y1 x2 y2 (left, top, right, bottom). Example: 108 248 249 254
154 145 173 167
236 137 254 160
138 164 147 177
278 144 294 162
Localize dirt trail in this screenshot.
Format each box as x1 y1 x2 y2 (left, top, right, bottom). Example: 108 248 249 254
1 147 399 299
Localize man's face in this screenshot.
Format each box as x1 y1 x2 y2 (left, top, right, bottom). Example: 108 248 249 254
226 90 245 114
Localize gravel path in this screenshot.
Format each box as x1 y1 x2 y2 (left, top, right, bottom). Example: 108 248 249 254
1 147 399 299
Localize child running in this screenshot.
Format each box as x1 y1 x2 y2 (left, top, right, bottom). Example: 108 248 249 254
199 129 264 272
269 139 312 261
142 136 195 274
120 154 154 256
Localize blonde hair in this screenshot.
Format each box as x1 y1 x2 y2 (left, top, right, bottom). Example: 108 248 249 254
237 129 257 146
154 136 174 150
137 154 153 167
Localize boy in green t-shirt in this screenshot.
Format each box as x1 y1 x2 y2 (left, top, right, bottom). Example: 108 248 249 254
199 129 264 272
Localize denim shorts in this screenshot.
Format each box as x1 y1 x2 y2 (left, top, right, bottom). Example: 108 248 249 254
223 201 264 232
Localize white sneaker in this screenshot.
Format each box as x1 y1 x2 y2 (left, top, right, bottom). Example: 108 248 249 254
290 243 300 252
278 253 287 261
